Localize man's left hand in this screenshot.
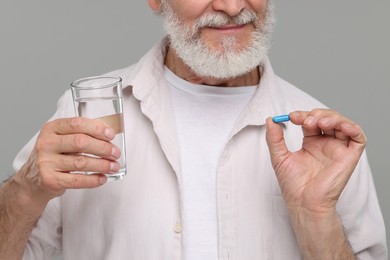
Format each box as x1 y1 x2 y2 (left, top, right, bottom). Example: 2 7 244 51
265 108 366 215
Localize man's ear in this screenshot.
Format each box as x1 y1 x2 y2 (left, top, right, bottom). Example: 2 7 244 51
147 0 162 12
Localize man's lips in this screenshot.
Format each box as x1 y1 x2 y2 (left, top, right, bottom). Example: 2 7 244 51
206 24 247 33
209 24 246 30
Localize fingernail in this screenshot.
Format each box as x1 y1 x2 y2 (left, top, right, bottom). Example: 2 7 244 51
110 162 120 172
100 176 107 185
105 128 115 139
111 147 121 158
293 111 302 118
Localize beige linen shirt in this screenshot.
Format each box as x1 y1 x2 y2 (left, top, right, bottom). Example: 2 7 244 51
15 38 387 259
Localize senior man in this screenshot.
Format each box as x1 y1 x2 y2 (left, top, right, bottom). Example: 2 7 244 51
0 0 387 259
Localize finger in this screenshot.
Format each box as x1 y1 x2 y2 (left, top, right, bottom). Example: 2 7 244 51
341 122 367 150
265 117 291 169
317 114 354 143
56 172 108 190
291 109 352 138
295 109 365 149
58 134 121 160
46 117 116 141
334 129 350 143
317 115 338 138
289 111 322 137
55 154 120 173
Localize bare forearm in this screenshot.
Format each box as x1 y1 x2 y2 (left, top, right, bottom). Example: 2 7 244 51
0 175 47 259
290 208 355 260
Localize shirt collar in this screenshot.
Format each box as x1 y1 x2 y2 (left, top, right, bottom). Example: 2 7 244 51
119 36 284 130
120 37 169 101
230 54 287 137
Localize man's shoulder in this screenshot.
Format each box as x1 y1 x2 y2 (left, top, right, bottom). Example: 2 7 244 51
101 64 138 82
272 74 328 110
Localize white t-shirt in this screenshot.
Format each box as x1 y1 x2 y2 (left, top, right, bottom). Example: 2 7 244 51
165 67 257 260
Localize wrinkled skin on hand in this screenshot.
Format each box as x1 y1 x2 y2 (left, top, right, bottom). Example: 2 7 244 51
17 117 121 202
266 109 366 214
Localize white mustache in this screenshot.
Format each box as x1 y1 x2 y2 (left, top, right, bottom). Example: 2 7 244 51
195 9 258 29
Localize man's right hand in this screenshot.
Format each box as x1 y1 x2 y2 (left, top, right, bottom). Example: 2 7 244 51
16 117 121 204
0 117 121 259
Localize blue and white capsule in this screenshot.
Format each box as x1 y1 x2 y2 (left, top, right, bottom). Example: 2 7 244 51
272 114 290 123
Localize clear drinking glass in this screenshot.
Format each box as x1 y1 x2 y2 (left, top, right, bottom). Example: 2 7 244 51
71 76 126 181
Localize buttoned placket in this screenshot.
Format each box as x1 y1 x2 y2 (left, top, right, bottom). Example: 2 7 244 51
215 66 271 259
134 66 185 259
217 140 239 260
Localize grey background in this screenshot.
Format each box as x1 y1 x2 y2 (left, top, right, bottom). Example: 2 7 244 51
1 0 388 256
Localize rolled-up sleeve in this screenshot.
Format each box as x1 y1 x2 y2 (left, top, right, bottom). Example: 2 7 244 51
337 151 388 259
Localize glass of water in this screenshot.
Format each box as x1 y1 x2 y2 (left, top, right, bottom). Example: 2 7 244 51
71 76 126 181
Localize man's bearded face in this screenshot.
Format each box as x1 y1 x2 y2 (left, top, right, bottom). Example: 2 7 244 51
160 0 275 79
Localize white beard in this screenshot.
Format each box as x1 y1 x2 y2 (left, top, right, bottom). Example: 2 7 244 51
160 1 275 79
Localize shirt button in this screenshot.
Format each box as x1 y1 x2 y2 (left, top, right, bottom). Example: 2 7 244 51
173 223 183 233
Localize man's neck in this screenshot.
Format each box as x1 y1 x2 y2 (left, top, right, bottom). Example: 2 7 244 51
164 46 260 87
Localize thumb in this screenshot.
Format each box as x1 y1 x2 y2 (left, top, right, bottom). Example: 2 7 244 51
265 117 290 169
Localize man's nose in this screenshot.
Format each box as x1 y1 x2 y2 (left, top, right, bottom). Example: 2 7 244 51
211 0 245 17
